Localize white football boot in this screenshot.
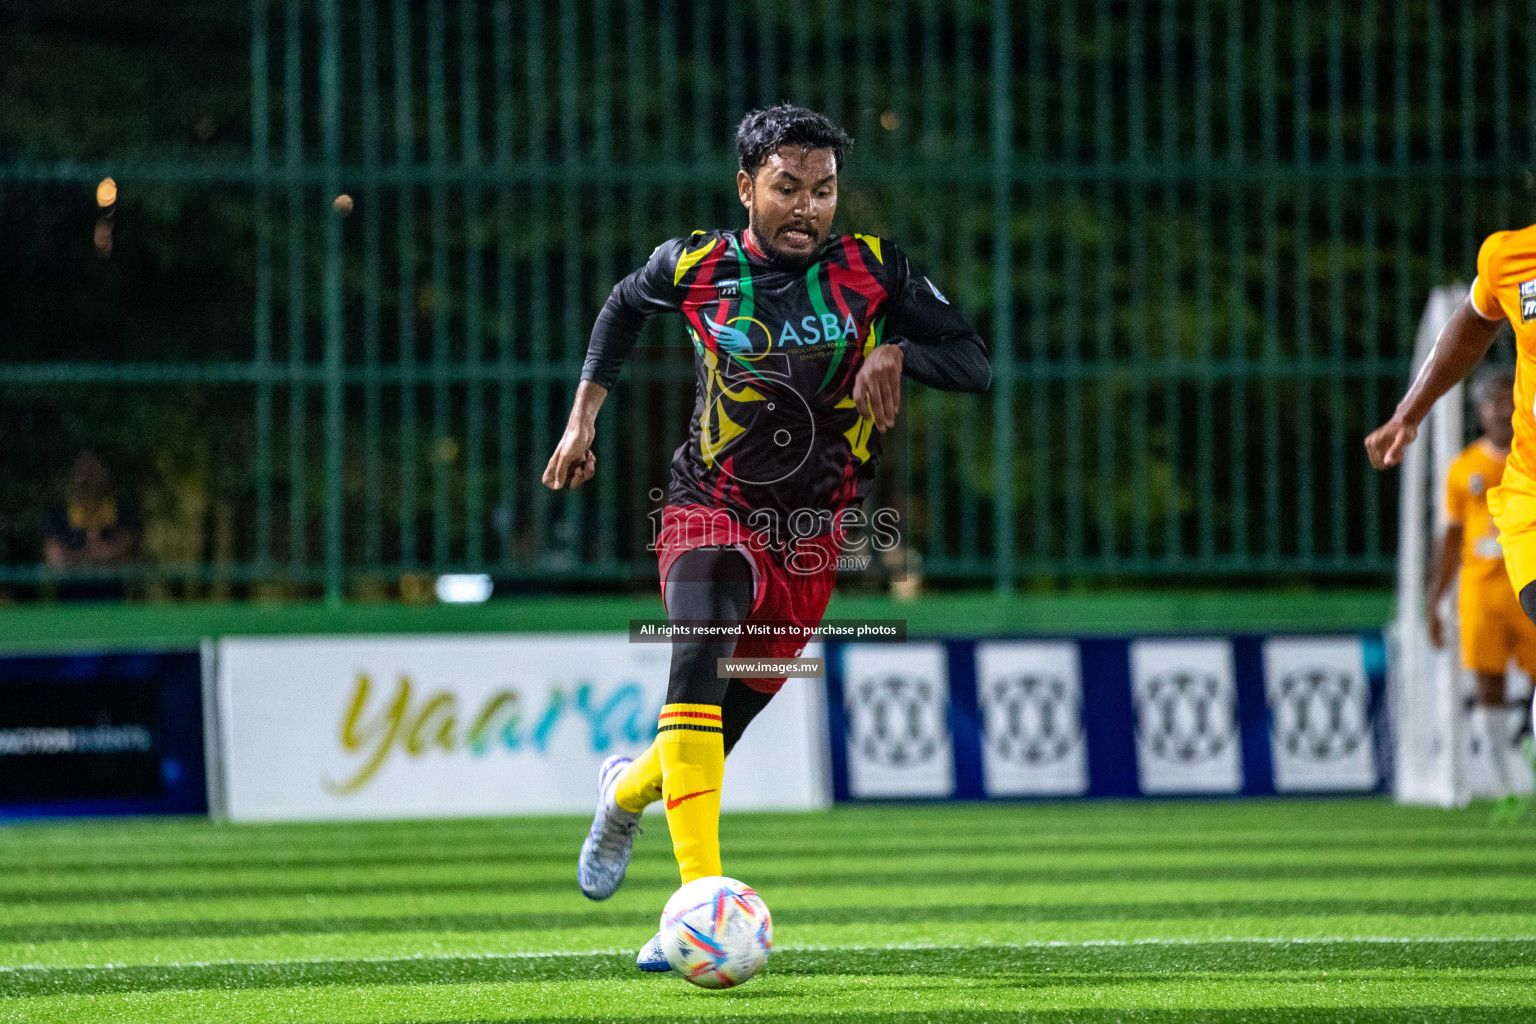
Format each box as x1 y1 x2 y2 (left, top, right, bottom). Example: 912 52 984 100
577 755 642 901
636 930 670 972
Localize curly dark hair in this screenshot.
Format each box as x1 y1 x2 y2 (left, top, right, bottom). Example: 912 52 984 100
735 105 853 179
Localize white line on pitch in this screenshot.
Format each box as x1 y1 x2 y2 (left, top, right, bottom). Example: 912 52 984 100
780 935 1536 951
0 934 1532 973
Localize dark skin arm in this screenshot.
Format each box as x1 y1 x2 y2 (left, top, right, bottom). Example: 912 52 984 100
541 380 604 491
1425 522 1462 649
1365 300 1504 468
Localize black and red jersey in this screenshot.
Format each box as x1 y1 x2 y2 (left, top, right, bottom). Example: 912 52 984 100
582 228 989 538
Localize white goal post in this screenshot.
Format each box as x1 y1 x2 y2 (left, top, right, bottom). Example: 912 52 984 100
1391 284 1468 808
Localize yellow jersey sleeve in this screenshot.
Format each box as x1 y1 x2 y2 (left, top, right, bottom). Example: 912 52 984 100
1471 231 1512 321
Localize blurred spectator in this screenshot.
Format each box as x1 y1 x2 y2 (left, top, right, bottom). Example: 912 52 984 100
42 451 140 600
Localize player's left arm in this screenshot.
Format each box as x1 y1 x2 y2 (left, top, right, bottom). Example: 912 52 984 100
883 246 991 393
852 245 990 431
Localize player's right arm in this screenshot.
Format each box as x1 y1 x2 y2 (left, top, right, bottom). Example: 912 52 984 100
543 238 686 491
1365 235 1508 470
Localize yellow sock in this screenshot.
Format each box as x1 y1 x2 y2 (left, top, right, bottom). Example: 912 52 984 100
614 741 662 814
656 702 724 883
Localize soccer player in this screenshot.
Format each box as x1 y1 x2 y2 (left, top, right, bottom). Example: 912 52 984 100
1425 366 1532 795
1366 223 1536 796
542 105 990 969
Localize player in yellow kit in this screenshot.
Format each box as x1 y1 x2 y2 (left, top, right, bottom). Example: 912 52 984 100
1368 224 1536 610
1367 223 1536 798
1425 367 1532 795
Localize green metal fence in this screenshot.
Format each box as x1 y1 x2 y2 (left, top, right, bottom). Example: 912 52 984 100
1 0 1533 599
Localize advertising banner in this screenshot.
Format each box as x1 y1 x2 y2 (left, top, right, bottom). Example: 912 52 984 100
826 633 1385 802
975 641 1088 797
840 643 953 799
0 651 206 817
216 635 828 822
1130 639 1245 794
1263 636 1378 792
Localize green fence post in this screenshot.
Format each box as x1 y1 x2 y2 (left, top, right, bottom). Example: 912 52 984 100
494 0 517 567
594 0 618 569
624 0 647 567
1093 0 1115 571
394 0 419 571
1128 0 1149 565
1261 0 1281 565
1294 1 1313 563
991 0 1014 594
1061 0 1083 569
922 0 943 568
559 0 584 565
320 0 344 603
527 0 550 563
1027 0 1048 571
1361 0 1381 562
1327 0 1347 563
427 0 450 569
285 0 307 577
1159 0 1180 566
1226 2 1248 565
1195 0 1215 565
463 0 486 570
252 0 274 574
956 0 980 564
361 0 383 572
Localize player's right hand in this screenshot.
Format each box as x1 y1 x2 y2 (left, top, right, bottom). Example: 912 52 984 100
1426 606 1445 649
543 422 597 491
1364 416 1418 470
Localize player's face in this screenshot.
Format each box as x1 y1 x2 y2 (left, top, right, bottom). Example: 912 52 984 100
1479 390 1515 447
738 146 837 268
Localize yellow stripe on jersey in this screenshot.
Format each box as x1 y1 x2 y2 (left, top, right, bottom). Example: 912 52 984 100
673 236 718 285
853 233 883 265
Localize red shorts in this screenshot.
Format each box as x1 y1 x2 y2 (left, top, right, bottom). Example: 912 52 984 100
655 504 840 694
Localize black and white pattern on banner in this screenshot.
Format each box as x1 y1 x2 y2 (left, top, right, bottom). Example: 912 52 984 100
975 642 1088 796
1130 639 1244 794
842 643 954 798
1262 636 1377 792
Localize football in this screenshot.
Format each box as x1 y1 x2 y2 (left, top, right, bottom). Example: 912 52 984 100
659 875 773 988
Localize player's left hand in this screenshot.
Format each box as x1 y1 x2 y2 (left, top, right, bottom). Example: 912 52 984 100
853 344 904 432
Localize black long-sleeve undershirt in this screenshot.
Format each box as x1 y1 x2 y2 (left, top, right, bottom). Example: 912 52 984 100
581 244 681 391
884 249 991 393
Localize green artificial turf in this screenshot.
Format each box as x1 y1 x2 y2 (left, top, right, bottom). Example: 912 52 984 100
0 799 1530 1022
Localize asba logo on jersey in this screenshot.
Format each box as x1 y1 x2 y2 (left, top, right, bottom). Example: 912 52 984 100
701 312 755 355
1521 279 1536 324
703 311 860 353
